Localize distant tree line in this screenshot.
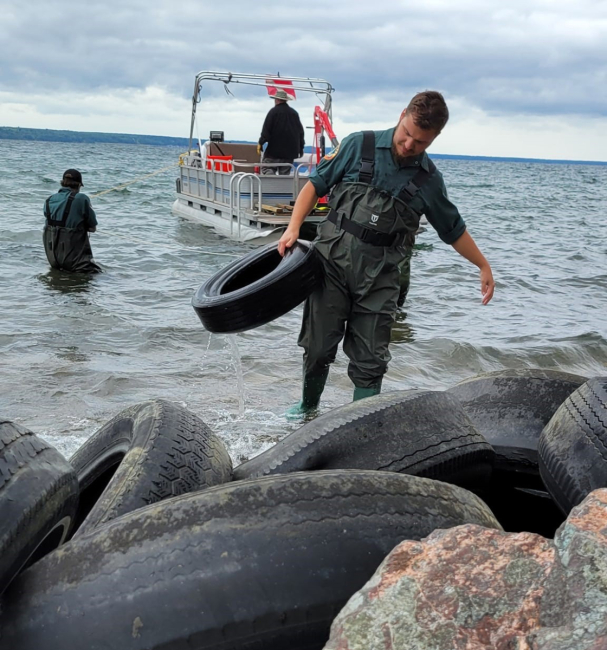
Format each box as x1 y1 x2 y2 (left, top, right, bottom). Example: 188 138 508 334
0 126 190 147
1 126 604 165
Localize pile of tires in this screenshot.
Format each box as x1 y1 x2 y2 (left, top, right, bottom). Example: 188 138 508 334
0 400 233 596
447 368 591 536
2 370 604 650
0 471 500 650
234 367 595 540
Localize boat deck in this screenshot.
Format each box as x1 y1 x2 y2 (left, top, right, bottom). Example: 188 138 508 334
173 157 329 242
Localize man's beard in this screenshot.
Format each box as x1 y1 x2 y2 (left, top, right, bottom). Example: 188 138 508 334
391 142 413 166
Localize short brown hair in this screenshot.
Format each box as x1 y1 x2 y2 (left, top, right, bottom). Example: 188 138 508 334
60 178 81 190
406 91 449 132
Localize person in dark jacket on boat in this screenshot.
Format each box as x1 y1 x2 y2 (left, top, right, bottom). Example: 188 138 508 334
257 89 305 175
277 91 495 417
43 169 101 273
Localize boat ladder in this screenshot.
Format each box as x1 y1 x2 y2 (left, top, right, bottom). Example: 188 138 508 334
229 173 263 238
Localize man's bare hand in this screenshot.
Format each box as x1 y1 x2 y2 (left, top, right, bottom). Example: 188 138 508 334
277 228 299 256
480 265 495 305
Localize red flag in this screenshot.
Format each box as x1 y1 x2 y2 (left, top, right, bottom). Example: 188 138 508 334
266 78 296 100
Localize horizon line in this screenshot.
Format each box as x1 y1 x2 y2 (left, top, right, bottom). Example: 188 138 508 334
1 125 606 166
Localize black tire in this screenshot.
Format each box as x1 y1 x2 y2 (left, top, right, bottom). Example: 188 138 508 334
0 421 79 595
192 239 323 333
448 368 587 489
70 399 232 537
0 470 501 650
538 377 607 515
234 390 495 488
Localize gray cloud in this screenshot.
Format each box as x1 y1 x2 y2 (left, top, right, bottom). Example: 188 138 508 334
1 0 606 118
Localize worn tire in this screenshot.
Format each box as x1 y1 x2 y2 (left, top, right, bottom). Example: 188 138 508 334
448 368 587 489
538 377 607 515
0 421 78 595
234 390 495 488
0 470 501 650
192 239 322 333
70 399 232 537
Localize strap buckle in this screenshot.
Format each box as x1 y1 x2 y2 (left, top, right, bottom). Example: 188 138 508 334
359 160 374 177
357 225 396 247
399 181 418 201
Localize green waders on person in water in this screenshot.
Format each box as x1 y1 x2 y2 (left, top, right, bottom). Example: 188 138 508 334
286 131 436 419
43 184 101 274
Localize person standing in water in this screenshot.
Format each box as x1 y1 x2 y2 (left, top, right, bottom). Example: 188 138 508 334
43 169 101 273
277 91 495 417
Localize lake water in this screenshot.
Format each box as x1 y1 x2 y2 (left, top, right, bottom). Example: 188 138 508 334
1 139 606 465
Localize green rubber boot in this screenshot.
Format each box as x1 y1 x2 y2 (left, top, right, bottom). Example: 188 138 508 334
352 382 382 402
285 368 329 420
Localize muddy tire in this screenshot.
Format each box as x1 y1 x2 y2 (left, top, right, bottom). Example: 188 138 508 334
234 390 495 489
538 377 607 515
0 470 501 650
0 421 78 595
70 399 232 537
448 368 587 489
192 240 322 333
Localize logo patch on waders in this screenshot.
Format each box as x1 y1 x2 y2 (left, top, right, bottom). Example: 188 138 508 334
370 214 379 225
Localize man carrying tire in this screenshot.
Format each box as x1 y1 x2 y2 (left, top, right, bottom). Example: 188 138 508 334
278 91 495 417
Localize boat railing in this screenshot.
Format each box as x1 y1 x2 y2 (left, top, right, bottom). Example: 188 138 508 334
179 159 313 217
230 173 263 239
294 163 313 197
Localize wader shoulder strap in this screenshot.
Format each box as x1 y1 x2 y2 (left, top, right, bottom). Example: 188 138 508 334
46 191 77 227
397 159 437 203
358 131 375 184
357 132 435 205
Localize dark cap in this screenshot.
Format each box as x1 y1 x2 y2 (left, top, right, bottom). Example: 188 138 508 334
62 169 83 186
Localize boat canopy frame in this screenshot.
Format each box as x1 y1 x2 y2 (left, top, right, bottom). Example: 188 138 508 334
188 71 335 149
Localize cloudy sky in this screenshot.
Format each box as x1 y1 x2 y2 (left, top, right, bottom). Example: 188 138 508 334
1 0 606 161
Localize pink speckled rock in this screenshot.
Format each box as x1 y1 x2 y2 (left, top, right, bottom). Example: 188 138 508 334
324 489 607 650
531 489 607 650
323 524 554 650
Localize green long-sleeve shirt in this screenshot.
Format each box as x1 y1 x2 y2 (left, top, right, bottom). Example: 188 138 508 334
309 128 466 245
45 188 97 230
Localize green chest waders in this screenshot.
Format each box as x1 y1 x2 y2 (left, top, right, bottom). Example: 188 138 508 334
321 132 436 306
43 193 100 273
289 132 436 417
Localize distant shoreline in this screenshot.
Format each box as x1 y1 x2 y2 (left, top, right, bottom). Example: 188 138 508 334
1 126 605 167
0 126 190 148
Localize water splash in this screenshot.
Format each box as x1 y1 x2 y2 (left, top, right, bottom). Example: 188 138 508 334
227 334 246 418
